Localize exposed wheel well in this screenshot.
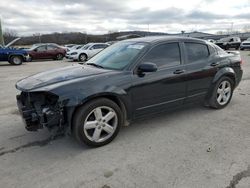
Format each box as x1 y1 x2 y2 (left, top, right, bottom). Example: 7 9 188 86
70 95 128 130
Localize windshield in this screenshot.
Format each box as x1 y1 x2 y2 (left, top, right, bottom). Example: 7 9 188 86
86 41 148 70
81 44 91 50
71 45 82 50
246 38 250 41
219 38 230 42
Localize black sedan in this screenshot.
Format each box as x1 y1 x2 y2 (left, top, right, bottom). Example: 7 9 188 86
16 37 243 147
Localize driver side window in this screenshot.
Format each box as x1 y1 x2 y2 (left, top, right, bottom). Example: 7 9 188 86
142 43 181 69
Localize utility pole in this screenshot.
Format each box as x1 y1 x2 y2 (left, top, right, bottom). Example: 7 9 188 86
231 22 234 34
0 18 4 46
147 23 150 36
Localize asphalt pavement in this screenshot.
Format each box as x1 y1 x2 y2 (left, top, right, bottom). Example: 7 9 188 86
0 52 250 188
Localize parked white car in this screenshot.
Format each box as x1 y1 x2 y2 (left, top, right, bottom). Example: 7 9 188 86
66 45 83 54
240 38 250 50
66 43 109 61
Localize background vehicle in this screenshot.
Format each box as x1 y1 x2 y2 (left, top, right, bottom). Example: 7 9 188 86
66 43 109 61
215 37 241 50
65 45 84 58
64 44 76 48
207 39 216 43
16 37 243 147
240 38 250 50
0 38 29 65
27 44 66 61
66 45 83 52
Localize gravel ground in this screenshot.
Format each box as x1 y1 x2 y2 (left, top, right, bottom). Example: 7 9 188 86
0 51 250 188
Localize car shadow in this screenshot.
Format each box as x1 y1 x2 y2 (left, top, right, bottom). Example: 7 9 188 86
0 103 214 158
0 62 27 66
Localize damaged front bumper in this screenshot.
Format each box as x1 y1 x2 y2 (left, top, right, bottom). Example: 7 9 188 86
16 92 65 131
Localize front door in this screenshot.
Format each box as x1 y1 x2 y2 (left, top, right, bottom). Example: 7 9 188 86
34 45 48 59
130 42 187 117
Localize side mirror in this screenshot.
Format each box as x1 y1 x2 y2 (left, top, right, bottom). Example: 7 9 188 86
138 62 157 74
34 48 37 52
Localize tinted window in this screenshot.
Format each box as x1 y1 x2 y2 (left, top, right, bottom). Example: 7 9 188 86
92 44 108 49
36 45 47 52
86 42 148 70
208 44 216 55
47 45 57 50
142 43 181 68
213 44 227 55
185 43 209 63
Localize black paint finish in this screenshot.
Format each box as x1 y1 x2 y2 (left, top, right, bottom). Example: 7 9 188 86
15 37 243 131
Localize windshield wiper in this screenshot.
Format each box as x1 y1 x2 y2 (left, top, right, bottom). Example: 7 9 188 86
86 63 104 69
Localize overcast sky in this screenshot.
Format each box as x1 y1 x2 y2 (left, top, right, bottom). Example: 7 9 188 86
0 0 250 35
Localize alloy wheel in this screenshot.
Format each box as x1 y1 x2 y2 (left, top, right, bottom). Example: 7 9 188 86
80 54 86 61
83 106 118 143
57 54 63 60
13 57 22 65
216 80 232 105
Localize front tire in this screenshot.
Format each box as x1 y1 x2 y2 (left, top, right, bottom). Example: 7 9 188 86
208 77 234 109
73 98 123 147
79 53 87 62
9 55 23 65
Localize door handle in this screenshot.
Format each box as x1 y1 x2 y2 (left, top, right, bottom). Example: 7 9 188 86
173 69 185 74
210 62 219 67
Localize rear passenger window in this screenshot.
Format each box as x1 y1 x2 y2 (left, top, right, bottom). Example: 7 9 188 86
92 44 107 49
142 43 181 68
208 45 216 55
185 43 209 63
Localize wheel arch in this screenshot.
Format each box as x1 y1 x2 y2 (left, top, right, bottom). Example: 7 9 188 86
69 93 129 131
205 67 236 104
78 53 88 60
8 53 25 62
212 67 236 88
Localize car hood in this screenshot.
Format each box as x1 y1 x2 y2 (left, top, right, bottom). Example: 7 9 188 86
242 41 250 44
16 64 112 91
68 50 78 54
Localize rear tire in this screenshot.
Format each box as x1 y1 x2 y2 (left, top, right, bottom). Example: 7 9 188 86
9 55 23 65
208 76 234 109
56 53 64 60
72 98 123 147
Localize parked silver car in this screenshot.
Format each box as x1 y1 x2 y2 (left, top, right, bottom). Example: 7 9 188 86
240 38 250 50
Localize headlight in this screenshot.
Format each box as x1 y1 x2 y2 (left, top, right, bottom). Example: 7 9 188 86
71 52 77 55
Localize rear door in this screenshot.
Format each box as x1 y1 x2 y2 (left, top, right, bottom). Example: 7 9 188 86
130 42 187 117
47 45 58 58
183 42 217 103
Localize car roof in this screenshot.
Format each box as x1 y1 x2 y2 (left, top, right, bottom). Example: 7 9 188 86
89 43 108 45
122 36 206 44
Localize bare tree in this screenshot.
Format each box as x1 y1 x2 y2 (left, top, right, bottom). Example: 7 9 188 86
3 29 18 44
243 25 250 33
